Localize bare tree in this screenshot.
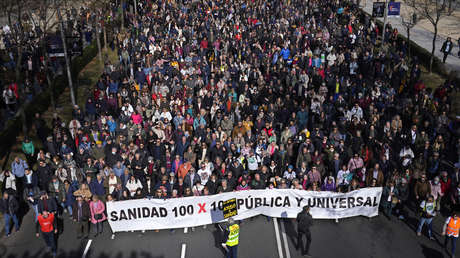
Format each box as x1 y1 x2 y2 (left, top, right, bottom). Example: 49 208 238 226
54 0 76 106
403 0 456 72
401 12 417 60
27 0 59 111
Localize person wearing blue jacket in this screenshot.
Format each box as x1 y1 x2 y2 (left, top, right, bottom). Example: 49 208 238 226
280 47 290 60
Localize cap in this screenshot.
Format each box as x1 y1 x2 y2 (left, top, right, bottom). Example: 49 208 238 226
288 165 294 170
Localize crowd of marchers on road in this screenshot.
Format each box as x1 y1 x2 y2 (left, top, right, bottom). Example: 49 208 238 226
0 0 460 257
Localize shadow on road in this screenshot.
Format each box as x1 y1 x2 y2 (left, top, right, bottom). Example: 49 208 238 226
420 244 445 258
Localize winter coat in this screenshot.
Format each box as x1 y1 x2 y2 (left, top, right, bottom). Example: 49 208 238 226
90 200 107 224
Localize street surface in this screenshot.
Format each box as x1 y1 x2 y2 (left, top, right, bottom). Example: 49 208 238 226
0 209 457 258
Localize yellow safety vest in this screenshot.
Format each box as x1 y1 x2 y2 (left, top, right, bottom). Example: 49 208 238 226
226 224 240 246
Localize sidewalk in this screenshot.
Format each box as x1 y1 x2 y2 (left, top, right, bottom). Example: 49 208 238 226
361 0 460 74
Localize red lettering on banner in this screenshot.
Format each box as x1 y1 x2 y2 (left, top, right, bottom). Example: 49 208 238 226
198 203 207 213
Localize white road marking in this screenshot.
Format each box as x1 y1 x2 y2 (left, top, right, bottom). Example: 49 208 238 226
82 239 92 258
180 243 187 258
184 227 188 234
280 220 291 258
273 218 284 258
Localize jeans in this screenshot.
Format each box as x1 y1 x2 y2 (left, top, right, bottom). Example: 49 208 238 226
297 230 312 255
4 213 19 235
93 221 103 234
32 204 39 222
66 205 73 216
42 231 57 254
226 245 238 258
417 217 433 237
445 235 458 255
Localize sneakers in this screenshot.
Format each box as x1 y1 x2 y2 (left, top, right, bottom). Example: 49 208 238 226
429 236 435 241
141 230 145 233
111 234 115 240
417 232 421 236
335 218 339 223
398 215 405 220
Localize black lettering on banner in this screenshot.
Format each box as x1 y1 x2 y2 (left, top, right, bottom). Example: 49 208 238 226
237 198 244 209
211 202 216 211
317 198 325 208
364 197 372 207
255 197 262 208
325 198 330 208
307 198 316 208
270 197 274 207
187 205 194 215
263 197 270 207
128 208 137 220
283 196 290 207
331 198 339 209
347 197 355 208
245 196 254 209
119 210 127 220
160 207 168 217
110 211 118 221
218 201 224 210
152 207 160 217
275 196 283 207
296 197 303 207
356 197 364 206
179 206 186 216
339 198 346 209
373 197 378 207
142 207 150 217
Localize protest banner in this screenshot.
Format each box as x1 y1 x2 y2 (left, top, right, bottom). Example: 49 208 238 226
107 188 383 232
222 198 238 219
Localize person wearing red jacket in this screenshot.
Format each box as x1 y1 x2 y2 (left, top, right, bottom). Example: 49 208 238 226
36 210 58 257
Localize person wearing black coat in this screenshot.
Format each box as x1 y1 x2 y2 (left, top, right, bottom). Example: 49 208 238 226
296 206 314 257
36 160 53 191
205 174 219 195
0 192 20 236
37 192 58 214
72 195 91 239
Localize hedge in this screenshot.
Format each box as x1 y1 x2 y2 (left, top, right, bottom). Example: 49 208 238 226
0 40 100 161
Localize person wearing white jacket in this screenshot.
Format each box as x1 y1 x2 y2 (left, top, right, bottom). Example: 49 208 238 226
125 175 143 197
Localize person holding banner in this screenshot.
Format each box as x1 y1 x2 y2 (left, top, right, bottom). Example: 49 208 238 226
297 205 313 257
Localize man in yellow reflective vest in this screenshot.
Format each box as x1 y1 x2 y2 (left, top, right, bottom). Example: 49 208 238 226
443 210 460 258
223 218 239 258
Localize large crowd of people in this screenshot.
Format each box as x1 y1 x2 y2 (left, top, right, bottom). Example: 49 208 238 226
0 0 459 255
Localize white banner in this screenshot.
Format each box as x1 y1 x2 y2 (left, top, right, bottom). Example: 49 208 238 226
107 188 383 232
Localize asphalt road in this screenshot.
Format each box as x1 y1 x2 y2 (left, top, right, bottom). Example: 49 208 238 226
0 209 457 258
